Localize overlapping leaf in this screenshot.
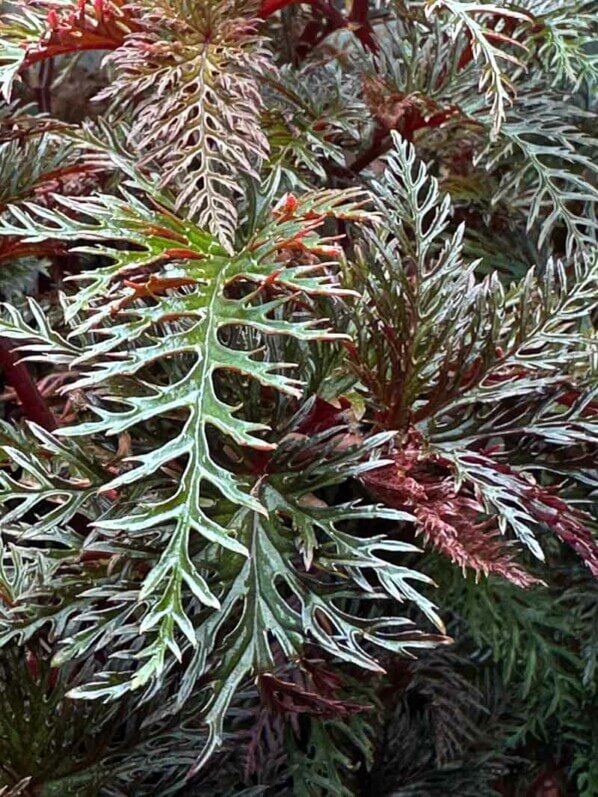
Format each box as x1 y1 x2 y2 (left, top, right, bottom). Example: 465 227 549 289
0 182 378 688
352 133 598 578
101 0 272 247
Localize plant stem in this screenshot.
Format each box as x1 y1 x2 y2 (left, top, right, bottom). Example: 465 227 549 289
349 0 379 52
350 127 392 173
0 337 57 430
260 0 378 52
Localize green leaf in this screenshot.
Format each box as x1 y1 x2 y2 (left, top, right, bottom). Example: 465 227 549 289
425 0 530 136
183 483 441 771
0 183 372 681
478 95 598 254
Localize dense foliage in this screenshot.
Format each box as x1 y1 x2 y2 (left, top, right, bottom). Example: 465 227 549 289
0 0 596 794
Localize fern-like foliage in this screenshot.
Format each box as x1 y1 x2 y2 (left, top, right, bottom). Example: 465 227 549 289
523 0 598 90
476 93 598 253
100 0 272 247
0 5 46 101
0 0 132 101
0 175 444 767
425 0 530 135
0 0 596 791
350 133 598 583
264 62 367 187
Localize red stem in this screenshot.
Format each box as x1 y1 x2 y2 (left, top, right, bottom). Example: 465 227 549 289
260 0 302 15
24 37 124 67
0 338 56 431
350 126 391 173
311 0 346 28
349 0 378 51
349 0 368 24
260 0 378 52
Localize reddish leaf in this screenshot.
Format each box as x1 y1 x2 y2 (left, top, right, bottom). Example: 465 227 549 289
20 0 137 71
362 435 540 588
